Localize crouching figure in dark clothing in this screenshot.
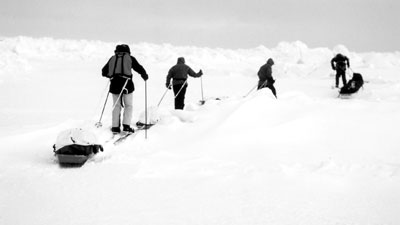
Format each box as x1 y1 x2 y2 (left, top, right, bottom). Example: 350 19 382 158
331 53 350 88
166 57 203 109
257 58 277 98
340 73 364 95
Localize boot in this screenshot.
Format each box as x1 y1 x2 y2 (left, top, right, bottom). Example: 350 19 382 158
111 127 121 134
122 124 135 133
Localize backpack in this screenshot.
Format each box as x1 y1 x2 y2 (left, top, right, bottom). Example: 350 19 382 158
102 44 132 78
104 44 133 78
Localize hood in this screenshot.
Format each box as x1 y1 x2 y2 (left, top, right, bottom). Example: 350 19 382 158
267 58 274 65
177 57 185 64
115 44 131 54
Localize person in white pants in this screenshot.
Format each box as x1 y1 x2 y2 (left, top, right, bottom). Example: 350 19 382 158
101 44 148 133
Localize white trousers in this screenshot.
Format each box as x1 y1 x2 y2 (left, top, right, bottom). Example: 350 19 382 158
112 93 133 127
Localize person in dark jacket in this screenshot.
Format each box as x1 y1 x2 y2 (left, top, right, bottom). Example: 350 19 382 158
331 53 350 88
102 44 148 134
166 57 203 109
257 58 277 98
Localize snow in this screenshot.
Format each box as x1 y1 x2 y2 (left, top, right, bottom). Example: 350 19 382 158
1 36 400 225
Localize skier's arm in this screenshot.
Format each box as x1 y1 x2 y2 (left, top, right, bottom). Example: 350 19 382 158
331 58 336 70
166 69 173 88
102 63 109 77
187 66 203 78
131 56 148 80
346 57 350 68
101 58 112 78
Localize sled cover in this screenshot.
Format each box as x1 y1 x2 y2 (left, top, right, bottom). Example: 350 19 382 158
53 128 103 156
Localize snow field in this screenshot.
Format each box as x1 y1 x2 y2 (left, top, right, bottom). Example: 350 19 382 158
0 36 400 225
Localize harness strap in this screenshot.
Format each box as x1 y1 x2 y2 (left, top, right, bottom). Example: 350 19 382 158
121 53 125 75
112 55 119 76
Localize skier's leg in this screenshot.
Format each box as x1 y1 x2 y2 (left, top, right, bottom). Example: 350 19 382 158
268 84 277 98
335 71 340 88
172 84 180 109
122 93 133 126
342 70 347 86
112 94 122 128
173 83 186 110
178 84 187 109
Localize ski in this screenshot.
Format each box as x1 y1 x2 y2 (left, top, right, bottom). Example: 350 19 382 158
198 97 224 105
113 122 154 145
104 133 120 144
338 94 353 99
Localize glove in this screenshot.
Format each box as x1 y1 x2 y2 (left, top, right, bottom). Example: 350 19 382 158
142 74 148 81
198 69 203 76
267 78 275 84
166 83 171 89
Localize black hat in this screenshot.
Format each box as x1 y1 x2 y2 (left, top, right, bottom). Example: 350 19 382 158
115 44 131 54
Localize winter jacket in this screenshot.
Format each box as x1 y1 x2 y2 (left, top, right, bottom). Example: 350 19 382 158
257 58 274 85
331 54 350 71
102 53 148 94
166 57 202 86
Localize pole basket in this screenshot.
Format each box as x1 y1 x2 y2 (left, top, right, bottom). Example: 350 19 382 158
95 122 102 128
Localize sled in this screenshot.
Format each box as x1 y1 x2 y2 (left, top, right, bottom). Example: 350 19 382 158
53 128 104 167
337 73 364 99
56 154 91 166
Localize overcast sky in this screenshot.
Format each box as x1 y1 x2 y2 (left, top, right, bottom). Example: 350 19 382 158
1 0 399 51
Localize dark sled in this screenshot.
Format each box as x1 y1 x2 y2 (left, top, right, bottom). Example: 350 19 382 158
53 144 103 167
56 154 91 167
339 73 364 94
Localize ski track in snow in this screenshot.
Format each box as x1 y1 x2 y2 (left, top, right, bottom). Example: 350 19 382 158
1 37 400 225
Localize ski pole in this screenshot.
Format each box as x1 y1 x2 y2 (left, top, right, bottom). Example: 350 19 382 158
244 83 259 98
95 91 110 128
200 76 205 105
157 83 172 107
348 67 355 76
95 80 111 128
175 80 188 98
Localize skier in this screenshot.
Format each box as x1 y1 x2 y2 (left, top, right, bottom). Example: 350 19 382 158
102 44 148 134
165 57 203 109
257 58 277 98
331 53 350 88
